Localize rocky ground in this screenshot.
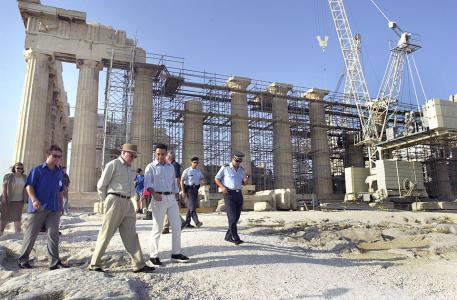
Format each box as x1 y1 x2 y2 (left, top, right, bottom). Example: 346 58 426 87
1 210 457 299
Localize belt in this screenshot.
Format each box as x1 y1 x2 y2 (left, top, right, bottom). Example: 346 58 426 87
156 191 173 195
108 193 131 199
185 185 200 188
227 189 241 193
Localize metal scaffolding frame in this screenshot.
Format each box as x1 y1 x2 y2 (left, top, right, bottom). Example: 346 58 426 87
100 50 448 198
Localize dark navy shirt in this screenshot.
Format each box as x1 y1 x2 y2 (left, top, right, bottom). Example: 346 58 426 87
170 161 181 178
134 175 145 195
26 163 64 213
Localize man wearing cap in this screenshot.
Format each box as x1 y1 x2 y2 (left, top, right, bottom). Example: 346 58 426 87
144 144 189 266
214 151 250 245
181 157 205 228
89 144 154 273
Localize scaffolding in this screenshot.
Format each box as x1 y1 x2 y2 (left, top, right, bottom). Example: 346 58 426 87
99 50 457 200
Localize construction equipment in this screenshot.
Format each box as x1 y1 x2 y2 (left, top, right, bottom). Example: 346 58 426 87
328 0 425 202
328 0 421 169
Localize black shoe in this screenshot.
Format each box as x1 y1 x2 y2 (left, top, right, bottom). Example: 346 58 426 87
195 222 203 228
185 224 195 228
88 266 105 272
143 212 152 220
49 260 70 270
234 239 245 245
17 261 33 269
161 228 170 234
149 257 163 266
171 254 189 263
133 265 155 273
225 236 235 243
181 222 186 230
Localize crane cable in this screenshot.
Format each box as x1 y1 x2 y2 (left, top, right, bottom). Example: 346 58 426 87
369 0 391 23
406 55 423 118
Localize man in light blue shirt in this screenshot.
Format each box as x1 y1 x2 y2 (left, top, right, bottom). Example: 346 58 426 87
215 151 249 245
181 156 205 228
144 144 189 266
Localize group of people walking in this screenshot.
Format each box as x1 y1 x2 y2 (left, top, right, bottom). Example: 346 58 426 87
1 142 249 273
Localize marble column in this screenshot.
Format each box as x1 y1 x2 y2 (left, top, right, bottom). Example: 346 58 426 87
304 88 333 201
14 50 52 172
268 82 294 190
182 100 204 170
131 67 154 170
70 59 102 192
226 76 252 182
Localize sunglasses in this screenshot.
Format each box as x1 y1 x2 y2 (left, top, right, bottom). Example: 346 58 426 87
16 167 24 170
234 160 242 163
51 154 62 159
192 161 199 164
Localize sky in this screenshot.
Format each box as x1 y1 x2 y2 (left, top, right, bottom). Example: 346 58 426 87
0 0 456 175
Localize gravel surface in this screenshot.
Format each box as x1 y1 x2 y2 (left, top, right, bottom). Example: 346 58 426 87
1 210 457 299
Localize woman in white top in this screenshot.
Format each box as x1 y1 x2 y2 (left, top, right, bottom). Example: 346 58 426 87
1 162 28 234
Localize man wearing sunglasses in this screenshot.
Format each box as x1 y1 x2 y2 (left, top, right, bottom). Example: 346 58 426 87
17 145 69 270
181 157 205 228
215 151 250 245
89 143 154 273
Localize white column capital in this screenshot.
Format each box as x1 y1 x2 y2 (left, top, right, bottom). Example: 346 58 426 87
267 82 293 95
23 49 51 62
76 59 103 70
303 88 329 101
226 76 251 90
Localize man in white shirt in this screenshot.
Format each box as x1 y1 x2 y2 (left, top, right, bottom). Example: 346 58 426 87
181 157 205 228
144 144 189 266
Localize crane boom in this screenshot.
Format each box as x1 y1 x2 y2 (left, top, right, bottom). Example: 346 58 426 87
328 0 371 134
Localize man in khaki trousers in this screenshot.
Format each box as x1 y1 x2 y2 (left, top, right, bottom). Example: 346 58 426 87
89 144 154 273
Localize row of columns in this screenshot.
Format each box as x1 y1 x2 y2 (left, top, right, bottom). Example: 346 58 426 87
180 78 334 199
15 51 334 199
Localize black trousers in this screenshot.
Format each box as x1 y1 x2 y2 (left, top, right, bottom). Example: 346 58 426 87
224 190 243 241
185 185 200 225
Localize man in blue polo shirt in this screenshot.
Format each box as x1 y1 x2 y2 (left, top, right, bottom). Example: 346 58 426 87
17 145 69 270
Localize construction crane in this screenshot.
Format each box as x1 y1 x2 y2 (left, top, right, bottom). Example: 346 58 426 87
328 0 421 169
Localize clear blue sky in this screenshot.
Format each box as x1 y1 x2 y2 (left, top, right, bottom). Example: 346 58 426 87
0 0 456 175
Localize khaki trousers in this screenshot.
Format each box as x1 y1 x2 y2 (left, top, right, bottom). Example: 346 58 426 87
90 194 145 270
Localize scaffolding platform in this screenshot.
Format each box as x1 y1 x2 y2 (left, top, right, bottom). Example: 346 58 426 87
162 75 184 97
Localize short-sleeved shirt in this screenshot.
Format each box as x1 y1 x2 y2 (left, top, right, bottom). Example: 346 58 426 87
170 160 181 178
144 160 179 193
134 175 145 195
182 167 204 186
215 163 245 190
26 163 64 213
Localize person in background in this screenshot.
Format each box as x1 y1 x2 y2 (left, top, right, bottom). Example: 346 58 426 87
89 144 154 273
144 144 189 266
17 145 69 269
134 168 144 214
62 167 70 215
162 151 186 234
1 162 28 235
142 187 153 220
181 157 205 228
214 151 249 245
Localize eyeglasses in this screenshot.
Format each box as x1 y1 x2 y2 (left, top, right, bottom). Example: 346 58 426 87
192 161 199 164
51 154 62 159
